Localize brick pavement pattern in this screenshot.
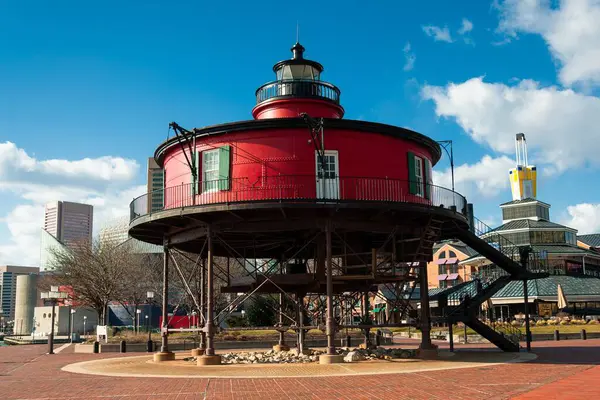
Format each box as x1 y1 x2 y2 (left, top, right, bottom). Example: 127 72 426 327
1 339 599 399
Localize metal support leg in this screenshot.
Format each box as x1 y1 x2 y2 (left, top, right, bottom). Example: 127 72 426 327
198 227 221 365
161 246 169 353
279 293 285 347
200 258 206 351
206 228 215 356
418 261 436 357
298 293 305 354
326 222 335 355
153 245 175 362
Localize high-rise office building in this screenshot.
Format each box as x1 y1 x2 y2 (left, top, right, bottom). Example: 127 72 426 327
41 201 93 272
147 157 164 212
43 201 93 247
98 216 129 246
0 265 39 321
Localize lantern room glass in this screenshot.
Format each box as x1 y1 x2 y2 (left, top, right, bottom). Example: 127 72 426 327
275 64 320 81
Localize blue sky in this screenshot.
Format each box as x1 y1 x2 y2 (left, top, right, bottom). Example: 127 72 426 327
1 0 600 265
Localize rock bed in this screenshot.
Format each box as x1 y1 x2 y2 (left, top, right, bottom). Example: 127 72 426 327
185 347 417 364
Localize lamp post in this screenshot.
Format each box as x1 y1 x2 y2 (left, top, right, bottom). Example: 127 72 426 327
40 286 68 355
146 291 155 351
70 309 76 343
136 309 142 334
83 315 87 339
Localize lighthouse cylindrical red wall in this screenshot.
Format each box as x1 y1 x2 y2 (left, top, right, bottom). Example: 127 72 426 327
159 123 439 209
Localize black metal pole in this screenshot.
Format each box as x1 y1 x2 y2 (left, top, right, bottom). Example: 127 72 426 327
524 278 531 352
206 227 215 356
520 246 532 352
326 221 335 355
449 141 455 192
160 246 169 353
147 299 152 348
48 300 56 354
449 322 454 352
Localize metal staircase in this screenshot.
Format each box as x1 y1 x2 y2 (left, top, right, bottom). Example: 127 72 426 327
441 217 547 352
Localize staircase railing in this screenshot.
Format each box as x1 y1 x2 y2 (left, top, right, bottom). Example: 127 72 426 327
471 216 523 265
488 320 523 346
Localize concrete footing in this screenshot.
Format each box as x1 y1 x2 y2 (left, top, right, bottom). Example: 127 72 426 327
191 348 205 357
319 354 344 364
153 351 176 362
197 355 222 366
416 348 439 360
272 344 290 352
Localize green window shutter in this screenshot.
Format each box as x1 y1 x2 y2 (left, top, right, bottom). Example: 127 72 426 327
407 152 417 194
424 158 431 200
218 145 231 191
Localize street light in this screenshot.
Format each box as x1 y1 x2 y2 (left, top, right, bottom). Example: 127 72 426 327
40 286 68 355
136 309 142 334
83 315 87 339
70 309 76 343
146 291 155 352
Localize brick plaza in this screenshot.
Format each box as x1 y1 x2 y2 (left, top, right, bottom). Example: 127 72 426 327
1 339 599 399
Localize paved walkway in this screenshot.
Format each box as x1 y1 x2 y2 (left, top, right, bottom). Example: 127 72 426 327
1 339 599 399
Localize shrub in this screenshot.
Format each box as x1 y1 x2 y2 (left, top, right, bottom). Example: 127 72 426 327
547 320 558 325
588 320 599 325
223 335 236 341
536 320 547 326
511 320 520 326
559 320 570 325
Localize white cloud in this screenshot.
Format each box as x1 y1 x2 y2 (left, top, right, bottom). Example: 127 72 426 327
497 0 600 87
403 42 416 71
422 25 453 43
0 142 144 266
422 77 600 174
433 155 515 199
560 203 600 234
458 18 474 35
0 142 138 186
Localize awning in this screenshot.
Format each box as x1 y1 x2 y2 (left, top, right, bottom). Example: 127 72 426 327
445 258 458 264
437 274 448 281
435 259 447 265
373 307 383 313
447 273 459 280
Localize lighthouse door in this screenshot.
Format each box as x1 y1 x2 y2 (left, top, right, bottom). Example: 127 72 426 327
315 150 339 200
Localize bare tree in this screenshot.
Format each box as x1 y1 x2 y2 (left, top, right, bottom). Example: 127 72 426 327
49 239 131 324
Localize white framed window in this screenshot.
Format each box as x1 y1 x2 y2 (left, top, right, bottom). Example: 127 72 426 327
202 149 220 192
414 156 424 197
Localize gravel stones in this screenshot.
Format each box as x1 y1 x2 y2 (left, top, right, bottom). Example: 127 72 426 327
186 347 417 365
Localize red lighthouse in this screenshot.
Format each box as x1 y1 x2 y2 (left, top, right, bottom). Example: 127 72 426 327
130 43 529 365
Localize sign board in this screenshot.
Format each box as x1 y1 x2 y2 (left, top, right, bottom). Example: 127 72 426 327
96 325 108 343
538 303 552 317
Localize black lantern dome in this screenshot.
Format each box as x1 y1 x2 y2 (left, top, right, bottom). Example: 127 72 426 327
272 42 324 81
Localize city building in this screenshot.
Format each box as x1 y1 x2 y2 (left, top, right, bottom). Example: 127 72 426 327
98 216 130 246
429 134 600 320
44 201 93 247
147 157 164 213
578 234 600 252
41 201 93 272
33 305 98 337
13 274 39 335
427 240 478 289
0 265 39 323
